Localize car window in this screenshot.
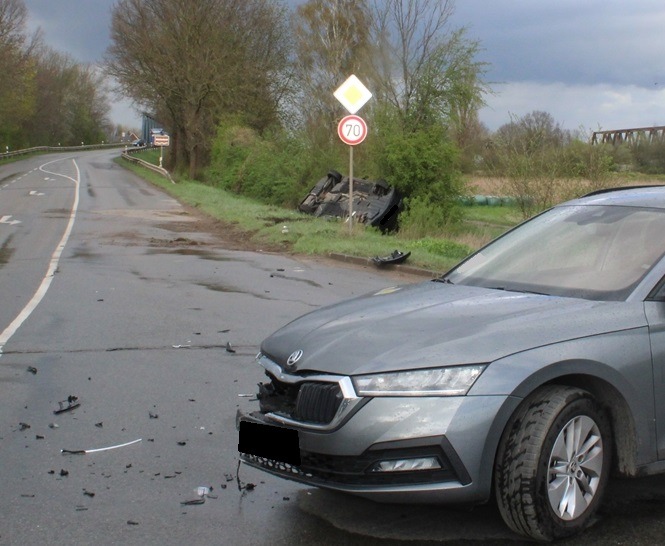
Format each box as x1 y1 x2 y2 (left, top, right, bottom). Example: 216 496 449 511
650 277 665 302
448 205 665 301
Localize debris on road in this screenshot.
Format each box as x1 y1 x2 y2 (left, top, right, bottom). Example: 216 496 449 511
27 366 38 375
235 460 256 492
180 486 217 506
61 438 142 455
180 497 205 506
54 395 80 415
196 486 218 499
18 422 30 431
225 342 236 353
372 249 411 266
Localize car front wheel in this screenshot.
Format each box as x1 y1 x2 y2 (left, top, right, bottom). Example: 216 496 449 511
494 385 611 541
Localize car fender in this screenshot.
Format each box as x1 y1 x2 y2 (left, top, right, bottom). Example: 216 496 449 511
471 326 656 477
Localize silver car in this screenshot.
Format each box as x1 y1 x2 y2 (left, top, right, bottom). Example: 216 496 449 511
238 185 665 541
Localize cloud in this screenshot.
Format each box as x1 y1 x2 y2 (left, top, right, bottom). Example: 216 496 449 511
480 81 665 133
22 0 665 133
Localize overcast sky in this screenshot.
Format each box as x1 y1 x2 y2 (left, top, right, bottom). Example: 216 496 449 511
22 0 665 135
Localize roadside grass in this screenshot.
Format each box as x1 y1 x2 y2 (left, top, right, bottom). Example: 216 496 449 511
118 152 527 272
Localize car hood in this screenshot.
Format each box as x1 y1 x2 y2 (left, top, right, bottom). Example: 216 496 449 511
260 281 646 376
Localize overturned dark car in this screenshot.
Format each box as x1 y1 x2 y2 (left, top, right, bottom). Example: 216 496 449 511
298 170 402 231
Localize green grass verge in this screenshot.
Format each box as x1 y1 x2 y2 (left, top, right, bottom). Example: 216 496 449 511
119 153 521 273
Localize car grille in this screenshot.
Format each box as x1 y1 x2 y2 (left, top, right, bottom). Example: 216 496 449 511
294 382 342 423
258 376 343 425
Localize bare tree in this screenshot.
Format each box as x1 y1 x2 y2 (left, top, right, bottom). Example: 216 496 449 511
291 0 372 134
106 0 291 178
0 0 38 146
21 48 109 146
368 0 488 131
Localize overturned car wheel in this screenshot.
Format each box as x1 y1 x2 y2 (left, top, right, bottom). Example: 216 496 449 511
494 386 611 541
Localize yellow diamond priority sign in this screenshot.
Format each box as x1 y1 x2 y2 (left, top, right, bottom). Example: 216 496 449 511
334 75 372 114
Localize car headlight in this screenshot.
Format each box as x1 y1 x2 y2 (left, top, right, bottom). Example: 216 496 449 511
352 365 487 397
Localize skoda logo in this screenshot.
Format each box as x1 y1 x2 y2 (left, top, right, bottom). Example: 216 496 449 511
286 350 304 370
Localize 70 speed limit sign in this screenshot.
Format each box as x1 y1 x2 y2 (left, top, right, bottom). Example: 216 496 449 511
338 115 368 146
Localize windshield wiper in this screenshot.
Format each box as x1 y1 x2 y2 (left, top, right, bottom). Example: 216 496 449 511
487 286 549 296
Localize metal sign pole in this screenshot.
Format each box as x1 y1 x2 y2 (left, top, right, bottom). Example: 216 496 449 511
349 145 354 233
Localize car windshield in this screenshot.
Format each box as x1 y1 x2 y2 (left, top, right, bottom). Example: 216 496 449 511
446 205 665 301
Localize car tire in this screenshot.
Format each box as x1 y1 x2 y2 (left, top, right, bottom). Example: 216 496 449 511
494 385 611 541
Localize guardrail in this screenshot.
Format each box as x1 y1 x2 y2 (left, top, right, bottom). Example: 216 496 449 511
0 142 124 160
0 142 174 184
121 147 174 183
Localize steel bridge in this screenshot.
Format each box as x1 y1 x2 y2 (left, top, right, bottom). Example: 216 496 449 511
591 125 665 145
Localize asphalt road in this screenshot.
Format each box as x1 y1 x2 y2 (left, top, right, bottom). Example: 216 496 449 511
2 150 665 546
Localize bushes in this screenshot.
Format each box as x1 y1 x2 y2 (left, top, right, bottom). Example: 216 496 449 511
207 112 465 236
369 111 464 234
207 123 326 207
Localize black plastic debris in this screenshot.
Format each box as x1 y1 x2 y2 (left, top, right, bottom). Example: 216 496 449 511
299 170 403 232
180 497 205 506
149 412 159 419
180 486 217 506
372 250 411 266
95 422 103 428
54 396 80 415
18 422 30 431
177 441 187 446
83 490 95 498
127 520 139 526
27 366 38 375
36 435 44 440
235 460 256 492
60 469 69 477
225 342 236 353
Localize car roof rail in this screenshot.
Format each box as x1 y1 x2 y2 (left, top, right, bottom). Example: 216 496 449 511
582 184 665 198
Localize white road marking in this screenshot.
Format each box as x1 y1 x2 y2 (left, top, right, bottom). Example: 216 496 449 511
0 215 21 226
0 158 80 356
29 190 45 196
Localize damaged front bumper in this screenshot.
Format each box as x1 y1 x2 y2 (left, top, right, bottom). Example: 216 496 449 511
237 388 513 505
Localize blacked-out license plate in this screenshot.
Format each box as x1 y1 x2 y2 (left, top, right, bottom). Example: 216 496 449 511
238 420 301 466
